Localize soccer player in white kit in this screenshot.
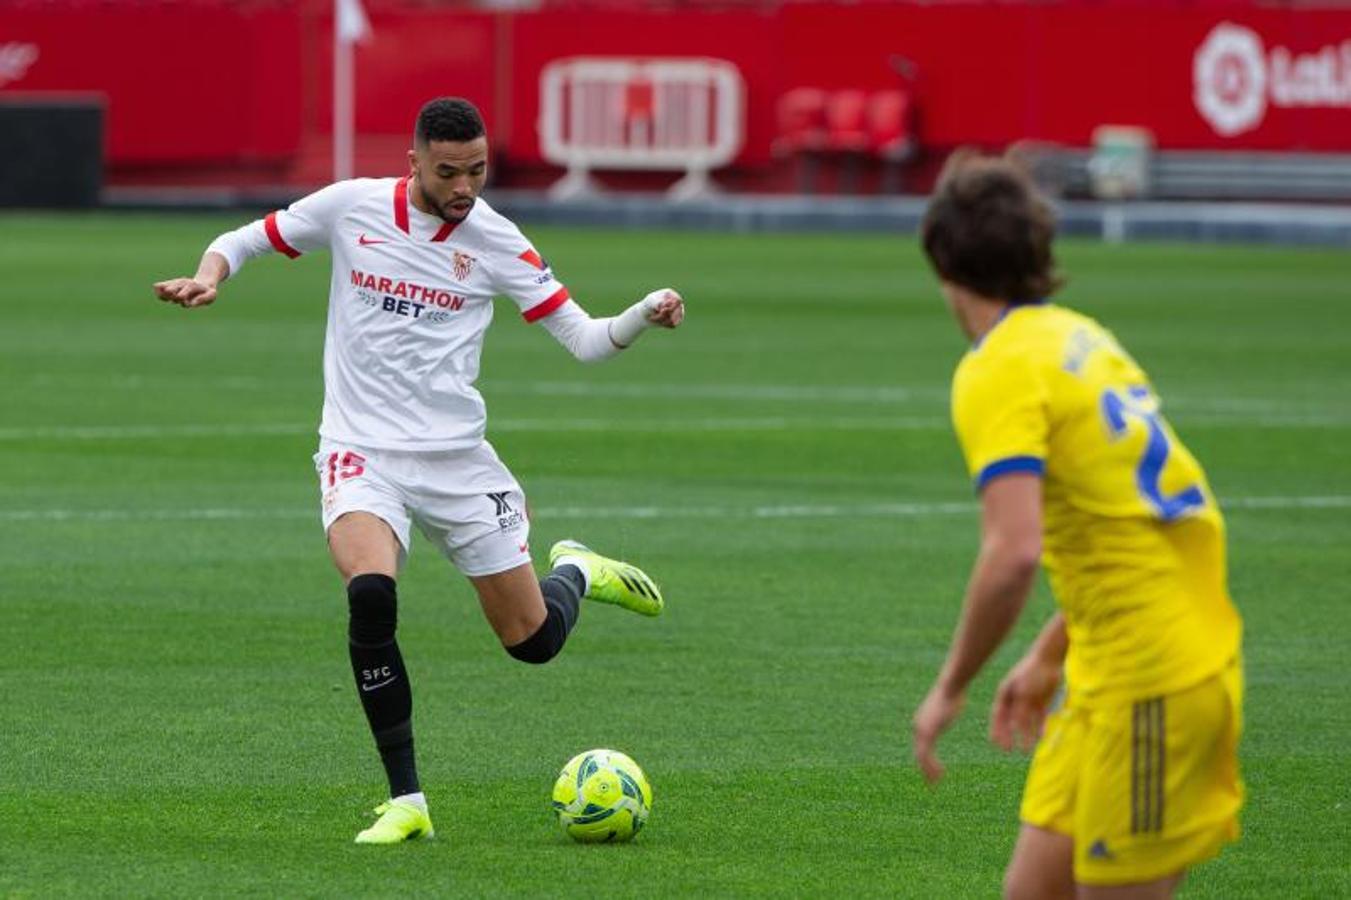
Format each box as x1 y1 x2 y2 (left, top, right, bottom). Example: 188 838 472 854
152 98 684 844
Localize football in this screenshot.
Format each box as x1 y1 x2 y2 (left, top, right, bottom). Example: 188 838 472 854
551 748 653 843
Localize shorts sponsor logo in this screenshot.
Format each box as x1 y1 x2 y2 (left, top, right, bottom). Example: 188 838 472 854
1087 839 1113 860
488 491 526 530
1194 22 1351 137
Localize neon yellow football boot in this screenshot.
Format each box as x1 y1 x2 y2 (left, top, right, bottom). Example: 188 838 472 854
549 540 664 617
354 799 435 844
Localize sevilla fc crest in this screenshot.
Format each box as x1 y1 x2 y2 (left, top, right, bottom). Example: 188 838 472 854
452 251 476 281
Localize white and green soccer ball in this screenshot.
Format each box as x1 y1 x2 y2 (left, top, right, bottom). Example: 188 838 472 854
551 748 652 843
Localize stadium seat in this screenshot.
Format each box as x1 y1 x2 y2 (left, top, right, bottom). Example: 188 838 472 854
824 89 870 154
867 89 916 192
773 88 828 193
824 89 870 193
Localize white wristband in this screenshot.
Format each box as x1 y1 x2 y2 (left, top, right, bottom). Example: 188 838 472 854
608 289 669 348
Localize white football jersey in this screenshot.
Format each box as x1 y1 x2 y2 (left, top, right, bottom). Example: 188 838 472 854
214 177 571 450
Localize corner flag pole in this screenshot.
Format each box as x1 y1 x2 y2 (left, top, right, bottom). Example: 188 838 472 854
334 0 370 182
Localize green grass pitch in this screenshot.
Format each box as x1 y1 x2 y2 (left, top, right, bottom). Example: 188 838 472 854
1 212 1348 897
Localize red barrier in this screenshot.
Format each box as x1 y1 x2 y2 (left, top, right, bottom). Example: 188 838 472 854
3 1 1349 180
503 9 785 168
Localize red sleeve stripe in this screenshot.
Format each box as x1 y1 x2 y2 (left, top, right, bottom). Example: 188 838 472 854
522 286 571 323
264 212 301 258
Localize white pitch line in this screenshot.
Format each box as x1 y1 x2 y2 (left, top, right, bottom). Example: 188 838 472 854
1180 414 1351 428
1223 495 1351 510
4 412 1351 442
11 373 1346 419
12 375 931 404
492 416 949 432
0 423 315 441
1 496 1347 524
484 379 931 404
0 418 944 441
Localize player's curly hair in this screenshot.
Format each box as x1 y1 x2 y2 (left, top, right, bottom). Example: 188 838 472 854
414 97 486 145
920 149 1065 303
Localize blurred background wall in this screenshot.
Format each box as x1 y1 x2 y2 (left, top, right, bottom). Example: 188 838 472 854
2 0 1350 201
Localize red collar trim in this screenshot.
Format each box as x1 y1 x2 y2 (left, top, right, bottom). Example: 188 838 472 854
394 175 461 242
394 176 410 234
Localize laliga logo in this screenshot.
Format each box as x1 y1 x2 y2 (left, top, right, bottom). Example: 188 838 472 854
1194 22 1351 136
1193 24 1267 136
0 42 40 88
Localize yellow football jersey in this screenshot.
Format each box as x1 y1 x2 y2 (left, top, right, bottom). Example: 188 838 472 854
952 303 1241 706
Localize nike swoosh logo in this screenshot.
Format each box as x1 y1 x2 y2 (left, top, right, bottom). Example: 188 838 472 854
361 676 398 691
358 234 388 246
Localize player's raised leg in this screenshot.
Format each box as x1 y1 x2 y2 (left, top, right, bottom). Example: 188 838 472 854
328 511 434 844
550 540 664 617
471 561 584 663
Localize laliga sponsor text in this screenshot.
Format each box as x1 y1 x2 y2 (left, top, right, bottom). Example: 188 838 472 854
1194 22 1351 137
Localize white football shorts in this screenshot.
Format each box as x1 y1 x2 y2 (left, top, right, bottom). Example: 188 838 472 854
313 438 531 577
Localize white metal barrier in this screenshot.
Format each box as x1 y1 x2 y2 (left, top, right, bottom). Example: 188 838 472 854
539 57 745 201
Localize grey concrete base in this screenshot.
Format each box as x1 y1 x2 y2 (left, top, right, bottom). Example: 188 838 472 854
101 186 1351 248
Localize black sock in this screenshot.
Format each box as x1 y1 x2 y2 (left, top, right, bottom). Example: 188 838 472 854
506 564 583 664
347 573 420 797
373 723 419 799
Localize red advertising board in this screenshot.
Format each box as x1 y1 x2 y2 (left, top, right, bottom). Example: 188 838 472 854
2 1 1348 177
0 6 302 166
771 4 1351 152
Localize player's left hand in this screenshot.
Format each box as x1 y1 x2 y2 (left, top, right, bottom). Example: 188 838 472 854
990 651 1060 753
912 682 966 786
642 288 684 328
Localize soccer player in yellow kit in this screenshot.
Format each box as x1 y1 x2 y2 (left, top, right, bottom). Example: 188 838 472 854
909 152 1243 899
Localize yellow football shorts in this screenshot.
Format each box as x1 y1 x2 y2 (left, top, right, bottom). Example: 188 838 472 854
1019 657 1244 886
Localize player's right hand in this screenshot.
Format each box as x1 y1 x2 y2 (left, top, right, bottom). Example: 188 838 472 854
989 651 1061 753
153 277 218 308
912 682 966 786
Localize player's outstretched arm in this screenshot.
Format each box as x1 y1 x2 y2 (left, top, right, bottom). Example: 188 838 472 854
538 289 685 363
152 251 230 309
154 183 350 311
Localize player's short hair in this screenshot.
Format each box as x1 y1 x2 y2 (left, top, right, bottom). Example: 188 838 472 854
920 149 1064 303
414 97 486 146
